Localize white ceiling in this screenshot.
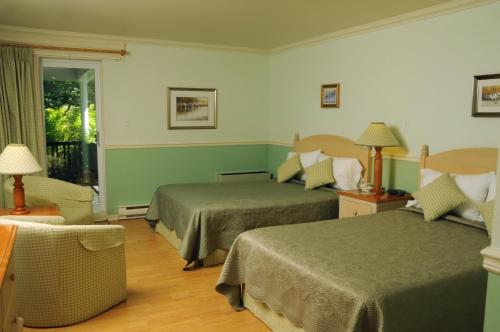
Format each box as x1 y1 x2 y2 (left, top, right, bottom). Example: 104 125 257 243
0 0 459 50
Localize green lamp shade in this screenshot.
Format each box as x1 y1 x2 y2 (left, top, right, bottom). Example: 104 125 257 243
355 122 400 147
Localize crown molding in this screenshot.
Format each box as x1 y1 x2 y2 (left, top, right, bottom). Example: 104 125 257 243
482 246 500 275
0 0 496 55
0 24 267 54
269 0 498 53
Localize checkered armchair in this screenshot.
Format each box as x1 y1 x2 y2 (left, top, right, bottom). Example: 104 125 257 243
3 175 94 224
0 216 127 328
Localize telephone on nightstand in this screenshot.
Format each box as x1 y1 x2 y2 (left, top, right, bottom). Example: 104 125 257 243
359 180 374 193
387 189 407 196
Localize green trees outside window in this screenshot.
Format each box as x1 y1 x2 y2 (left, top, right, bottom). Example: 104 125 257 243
43 79 96 143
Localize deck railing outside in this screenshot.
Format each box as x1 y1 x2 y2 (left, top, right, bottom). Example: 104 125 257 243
46 141 98 186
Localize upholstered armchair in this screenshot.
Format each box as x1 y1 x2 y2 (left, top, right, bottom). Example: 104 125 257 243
3 175 94 224
0 216 127 327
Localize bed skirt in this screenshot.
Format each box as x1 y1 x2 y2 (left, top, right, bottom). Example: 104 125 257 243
243 289 305 332
155 220 228 266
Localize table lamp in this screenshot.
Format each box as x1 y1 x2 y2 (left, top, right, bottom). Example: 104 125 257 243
355 122 400 195
0 144 42 214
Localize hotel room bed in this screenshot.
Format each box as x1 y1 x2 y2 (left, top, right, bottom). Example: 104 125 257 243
216 208 489 332
145 134 371 267
216 145 497 332
146 180 339 265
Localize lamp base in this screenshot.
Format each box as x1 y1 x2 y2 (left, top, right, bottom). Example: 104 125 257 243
11 174 29 215
10 207 30 215
370 187 385 195
372 146 384 196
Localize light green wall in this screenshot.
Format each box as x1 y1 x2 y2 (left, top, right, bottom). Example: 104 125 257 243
484 273 500 331
268 2 500 156
105 144 268 214
101 42 269 146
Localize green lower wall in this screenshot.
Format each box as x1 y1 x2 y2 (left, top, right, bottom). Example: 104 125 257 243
267 144 292 178
105 144 420 214
382 157 419 193
105 144 269 214
484 272 500 331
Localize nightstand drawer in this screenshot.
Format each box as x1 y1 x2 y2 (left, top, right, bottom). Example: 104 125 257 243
339 199 374 218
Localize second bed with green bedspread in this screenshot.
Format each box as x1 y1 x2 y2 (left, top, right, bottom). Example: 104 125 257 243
146 180 339 264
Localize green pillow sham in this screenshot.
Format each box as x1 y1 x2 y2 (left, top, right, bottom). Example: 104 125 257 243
478 200 495 237
413 173 468 222
304 157 335 190
277 154 302 183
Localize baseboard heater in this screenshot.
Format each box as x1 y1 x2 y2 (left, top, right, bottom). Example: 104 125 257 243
117 204 149 220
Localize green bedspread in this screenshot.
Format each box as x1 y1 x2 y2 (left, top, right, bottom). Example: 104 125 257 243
146 180 338 264
216 209 489 332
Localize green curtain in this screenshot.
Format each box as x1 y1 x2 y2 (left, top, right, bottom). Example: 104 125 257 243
0 47 47 207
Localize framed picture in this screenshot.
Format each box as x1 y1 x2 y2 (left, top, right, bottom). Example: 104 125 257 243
167 87 217 129
472 74 500 117
321 83 340 108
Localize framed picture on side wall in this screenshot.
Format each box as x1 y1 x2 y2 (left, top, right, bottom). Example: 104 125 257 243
167 87 217 129
321 83 340 108
472 74 500 117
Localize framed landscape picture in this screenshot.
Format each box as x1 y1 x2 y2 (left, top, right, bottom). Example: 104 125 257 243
167 87 217 129
321 83 340 108
472 74 500 117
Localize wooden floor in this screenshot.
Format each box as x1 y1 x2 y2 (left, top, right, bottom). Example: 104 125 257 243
25 219 269 332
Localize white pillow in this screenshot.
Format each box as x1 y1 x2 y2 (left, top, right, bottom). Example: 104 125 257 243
419 168 443 188
453 172 493 221
409 168 494 221
287 150 322 181
318 154 363 190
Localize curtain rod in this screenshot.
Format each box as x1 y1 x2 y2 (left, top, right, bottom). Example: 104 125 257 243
0 42 127 56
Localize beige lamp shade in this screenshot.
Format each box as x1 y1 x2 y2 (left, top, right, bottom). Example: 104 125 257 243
0 144 42 175
355 122 400 147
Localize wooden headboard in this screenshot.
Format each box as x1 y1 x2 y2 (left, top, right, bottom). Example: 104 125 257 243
419 145 498 186
293 134 372 182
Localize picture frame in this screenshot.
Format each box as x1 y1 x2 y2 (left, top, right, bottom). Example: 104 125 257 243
321 83 340 108
472 74 500 117
167 87 217 129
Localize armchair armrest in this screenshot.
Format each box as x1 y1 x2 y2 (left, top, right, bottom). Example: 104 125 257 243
61 225 125 250
54 181 93 202
0 215 66 225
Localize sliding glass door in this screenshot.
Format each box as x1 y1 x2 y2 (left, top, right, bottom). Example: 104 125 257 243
41 59 106 218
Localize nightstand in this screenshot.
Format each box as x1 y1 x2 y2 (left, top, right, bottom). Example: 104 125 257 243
0 205 60 217
337 190 412 219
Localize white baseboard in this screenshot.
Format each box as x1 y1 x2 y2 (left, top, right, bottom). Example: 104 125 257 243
107 214 119 221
